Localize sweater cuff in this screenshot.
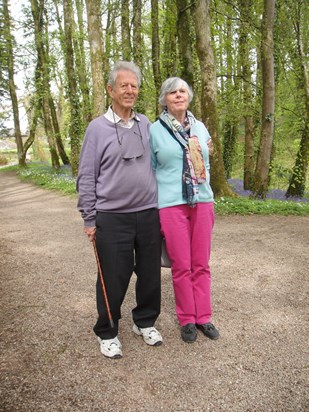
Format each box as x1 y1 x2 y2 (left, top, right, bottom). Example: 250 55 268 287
84 219 96 228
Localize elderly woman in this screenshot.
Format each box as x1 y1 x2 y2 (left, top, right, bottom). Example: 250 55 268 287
150 77 219 343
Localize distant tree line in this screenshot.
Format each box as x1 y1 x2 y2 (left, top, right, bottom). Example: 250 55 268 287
0 0 308 198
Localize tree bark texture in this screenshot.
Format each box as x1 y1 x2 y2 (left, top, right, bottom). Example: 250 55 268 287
238 0 256 190
121 0 131 61
63 0 83 176
151 0 161 116
162 0 177 80
49 96 70 165
30 0 60 169
85 0 105 118
222 14 238 180
74 0 92 125
3 0 25 166
21 97 40 165
176 0 194 86
132 0 142 67
253 0 276 198
286 1 309 198
194 0 235 197
177 0 200 115
132 0 145 113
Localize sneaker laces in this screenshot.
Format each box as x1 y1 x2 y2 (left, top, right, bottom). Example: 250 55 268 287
147 327 158 337
102 337 121 349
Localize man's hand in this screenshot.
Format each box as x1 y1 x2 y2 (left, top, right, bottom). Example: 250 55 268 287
84 226 96 242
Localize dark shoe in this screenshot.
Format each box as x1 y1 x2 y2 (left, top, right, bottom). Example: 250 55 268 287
181 323 197 343
196 323 220 340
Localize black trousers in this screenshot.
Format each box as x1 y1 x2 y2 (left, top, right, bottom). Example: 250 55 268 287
93 208 162 339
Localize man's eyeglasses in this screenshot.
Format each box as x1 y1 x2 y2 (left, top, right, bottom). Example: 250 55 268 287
114 120 145 161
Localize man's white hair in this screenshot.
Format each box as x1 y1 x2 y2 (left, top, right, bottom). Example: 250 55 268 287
108 61 142 87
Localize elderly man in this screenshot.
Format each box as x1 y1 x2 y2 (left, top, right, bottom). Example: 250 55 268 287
77 61 162 359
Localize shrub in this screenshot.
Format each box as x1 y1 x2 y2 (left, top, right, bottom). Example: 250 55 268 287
0 155 8 166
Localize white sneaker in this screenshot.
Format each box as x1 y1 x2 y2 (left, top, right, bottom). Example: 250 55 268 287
97 336 122 358
133 324 163 346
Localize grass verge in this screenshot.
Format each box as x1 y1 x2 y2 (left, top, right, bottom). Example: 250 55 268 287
1 163 308 216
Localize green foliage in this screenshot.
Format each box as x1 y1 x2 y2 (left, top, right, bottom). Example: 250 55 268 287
269 164 293 189
0 2 8 98
15 163 77 195
1 163 308 215
0 154 8 165
214 196 309 216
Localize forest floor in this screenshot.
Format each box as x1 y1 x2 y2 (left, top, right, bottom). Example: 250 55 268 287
0 170 308 412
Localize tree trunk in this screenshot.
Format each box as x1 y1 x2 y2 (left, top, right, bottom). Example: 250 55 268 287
243 116 255 188
176 0 194 86
43 1 70 166
104 0 114 84
286 2 309 198
85 0 105 118
223 122 237 179
151 0 161 116
222 14 238 179
193 0 235 197
252 0 276 199
49 96 70 165
63 0 83 176
132 0 145 113
237 0 256 189
21 97 41 165
74 0 92 124
121 0 131 61
176 0 199 114
132 0 142 67
162 0 177 79
30 0 60 169
3 0 25 167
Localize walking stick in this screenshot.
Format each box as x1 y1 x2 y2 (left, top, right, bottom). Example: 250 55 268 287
92 241 115 329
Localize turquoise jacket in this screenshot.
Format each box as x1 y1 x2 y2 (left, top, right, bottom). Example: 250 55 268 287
150 118 214 209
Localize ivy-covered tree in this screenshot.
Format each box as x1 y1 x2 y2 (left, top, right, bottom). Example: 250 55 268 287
219 3 239 180
238 0 257 189
85 0 105 118
285 0 309 198
63 0 83 175
193 0 235 197
2 0 25 166
121 0 131 61
252 0 276 198
151 0 161 116
30 0 61 169
74 0 92 125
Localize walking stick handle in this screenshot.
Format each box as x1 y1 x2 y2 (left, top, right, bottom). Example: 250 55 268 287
92 241 115 329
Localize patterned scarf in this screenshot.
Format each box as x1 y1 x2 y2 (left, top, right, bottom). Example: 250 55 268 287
159 110 206 207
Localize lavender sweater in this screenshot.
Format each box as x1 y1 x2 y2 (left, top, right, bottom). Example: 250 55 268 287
77 114 158 227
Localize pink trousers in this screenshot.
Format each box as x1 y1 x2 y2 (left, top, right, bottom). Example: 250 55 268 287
159 202 214 326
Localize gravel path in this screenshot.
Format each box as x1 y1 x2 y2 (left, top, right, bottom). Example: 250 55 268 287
0 171 308 412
